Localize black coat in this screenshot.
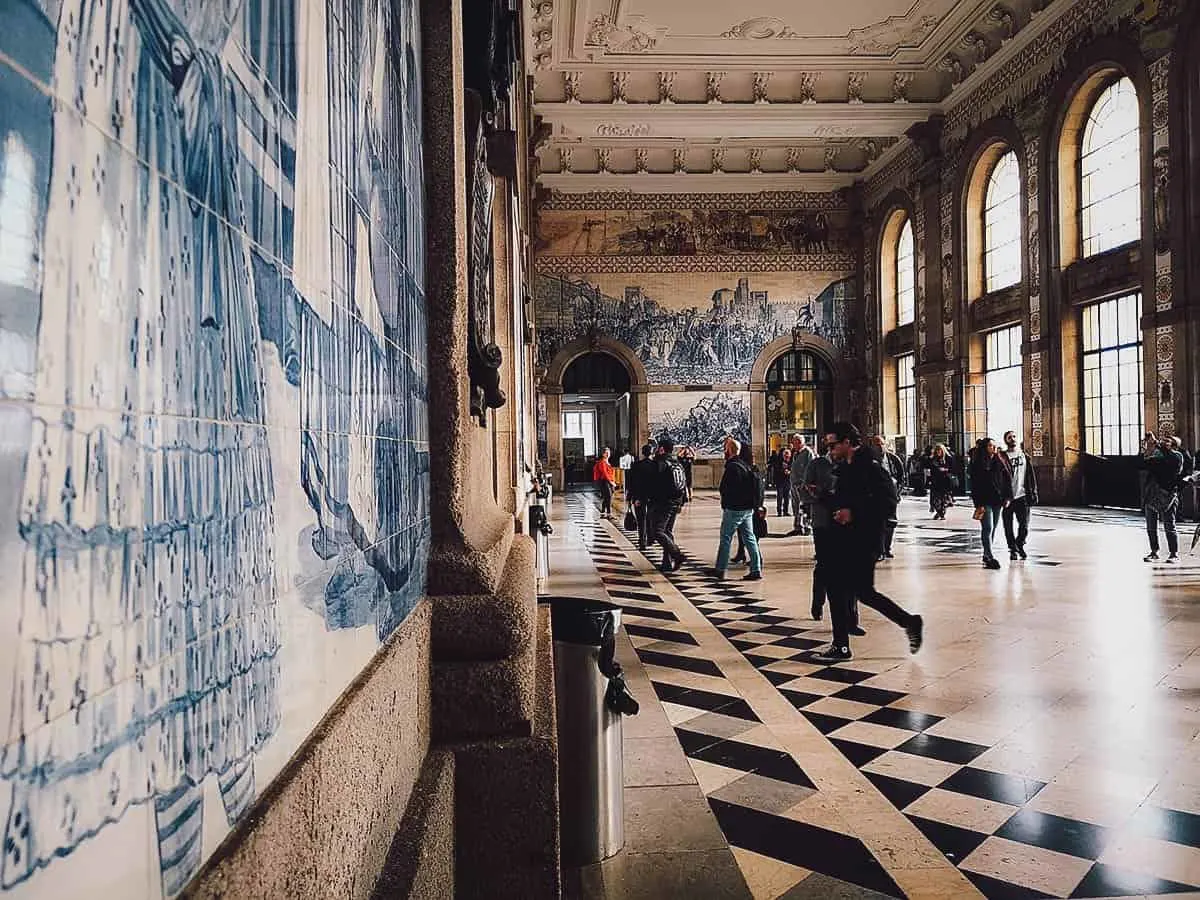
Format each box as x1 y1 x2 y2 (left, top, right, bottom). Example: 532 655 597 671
830 448 897 553
720 458 760 511
970 454 1014 507
626 457 657 502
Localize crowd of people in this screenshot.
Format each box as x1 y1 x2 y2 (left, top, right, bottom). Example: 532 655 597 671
586 424 1196 665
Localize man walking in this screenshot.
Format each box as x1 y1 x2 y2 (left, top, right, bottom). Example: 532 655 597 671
806 432 842 622
871 435 904 560
1002 431 1039 560
648 438 688 573
627 443 657 550
710 438 764 582
813 423 923 664
1142 435 1184 563
789 434 815 535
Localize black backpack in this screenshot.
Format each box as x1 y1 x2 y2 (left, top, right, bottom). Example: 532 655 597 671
666 459 688 501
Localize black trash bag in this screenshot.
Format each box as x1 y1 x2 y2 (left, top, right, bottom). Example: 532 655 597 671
597 614 639 716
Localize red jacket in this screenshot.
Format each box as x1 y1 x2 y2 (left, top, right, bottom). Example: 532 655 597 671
593 459 615 483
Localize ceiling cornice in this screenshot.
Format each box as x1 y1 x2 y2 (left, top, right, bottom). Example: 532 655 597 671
539 172 857 194
539 101 943 139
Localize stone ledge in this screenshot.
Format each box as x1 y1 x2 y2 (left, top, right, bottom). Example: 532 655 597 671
372 750 455 900
432 647 536 742
442 604 560 900
427 522 516 596
431 534 536 661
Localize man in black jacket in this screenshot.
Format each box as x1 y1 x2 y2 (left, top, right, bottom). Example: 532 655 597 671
813 423 923 664
627 443 657 550
1142 437 1184 563
648 438 687 573
871 435 904 560
709 437 763 581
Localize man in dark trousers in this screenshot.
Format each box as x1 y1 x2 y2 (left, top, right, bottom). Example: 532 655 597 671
813 423 924 664
648 438 688 573
871 435 905 560
1002 430 1039 560
626 443 657 550
805 431 848 624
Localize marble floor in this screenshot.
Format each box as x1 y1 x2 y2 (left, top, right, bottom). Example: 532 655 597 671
547 489 1200 900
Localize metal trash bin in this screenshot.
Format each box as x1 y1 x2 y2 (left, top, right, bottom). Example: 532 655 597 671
530 504 552 591
544 596 639 867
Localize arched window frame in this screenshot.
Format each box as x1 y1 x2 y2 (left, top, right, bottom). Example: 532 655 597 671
962 137 1024 302
983 151 1022 292
1056 68 1146 268
1079 76 1141 258
895 219 916 327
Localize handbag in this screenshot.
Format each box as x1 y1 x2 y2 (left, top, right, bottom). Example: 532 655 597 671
623 508 637 531
752 507 768 539
973 506 986 521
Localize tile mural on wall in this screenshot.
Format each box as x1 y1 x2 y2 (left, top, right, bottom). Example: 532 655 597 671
647 392 752 459
537 208 849 257
535 271 857 385
0 0 428 897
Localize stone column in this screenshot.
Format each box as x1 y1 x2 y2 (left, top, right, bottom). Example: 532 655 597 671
419 0 558 895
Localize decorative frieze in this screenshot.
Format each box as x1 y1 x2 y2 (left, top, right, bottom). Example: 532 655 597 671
1150 53 1173 312
536 252 858 275
544 190 849 212
1029 350 1044 456
1155 325 1175 431
1025 136 1041 341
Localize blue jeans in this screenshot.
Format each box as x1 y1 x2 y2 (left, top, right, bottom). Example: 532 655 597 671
980 505 1002 560
716 509 762 574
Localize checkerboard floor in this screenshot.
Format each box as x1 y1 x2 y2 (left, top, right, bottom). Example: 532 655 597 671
559 490 1200 899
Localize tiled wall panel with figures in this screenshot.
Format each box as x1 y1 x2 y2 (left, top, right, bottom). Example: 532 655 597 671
0 0 429 896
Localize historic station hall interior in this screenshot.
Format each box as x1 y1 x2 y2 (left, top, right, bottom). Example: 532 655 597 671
1 0 1199 898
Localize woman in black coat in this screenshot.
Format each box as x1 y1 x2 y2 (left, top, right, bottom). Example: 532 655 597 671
969 438 1014 570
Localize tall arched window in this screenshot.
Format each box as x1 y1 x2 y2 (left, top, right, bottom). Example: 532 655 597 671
896 219 915 326
1081 77 1141 257
983 151 1021 291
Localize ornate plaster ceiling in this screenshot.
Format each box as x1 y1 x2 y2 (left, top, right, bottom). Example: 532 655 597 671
527 0 1059 193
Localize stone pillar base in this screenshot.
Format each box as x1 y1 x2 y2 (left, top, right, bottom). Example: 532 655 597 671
444 604 560 899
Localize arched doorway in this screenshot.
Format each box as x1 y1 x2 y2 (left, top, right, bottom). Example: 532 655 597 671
763 349 835 452
559 352 632 484
541 337 649 490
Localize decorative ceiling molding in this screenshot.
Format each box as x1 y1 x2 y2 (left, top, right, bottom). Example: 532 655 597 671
541 190 850 212
722 17 800 40
536 252 859 274
845 14 940 55
539 172 856 194
526 0 1058 193
539 102 941 139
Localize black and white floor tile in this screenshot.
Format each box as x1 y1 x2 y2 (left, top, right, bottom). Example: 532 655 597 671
561 491 1200 900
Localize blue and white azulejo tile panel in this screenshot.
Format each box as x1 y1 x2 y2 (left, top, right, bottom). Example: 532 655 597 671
0 0 429 896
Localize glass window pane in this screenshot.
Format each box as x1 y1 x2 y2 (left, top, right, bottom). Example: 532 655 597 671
896 219 915 326
984 151 1023 292
1080 292 1144 455
1081 78 1141 258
